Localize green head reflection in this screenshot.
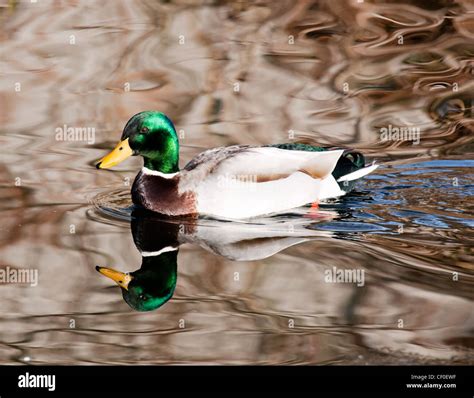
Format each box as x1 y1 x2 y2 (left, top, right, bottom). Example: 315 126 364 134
96 251 177 312
96 210 182 312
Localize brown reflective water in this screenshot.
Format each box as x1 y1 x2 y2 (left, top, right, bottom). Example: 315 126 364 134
1 0 473 364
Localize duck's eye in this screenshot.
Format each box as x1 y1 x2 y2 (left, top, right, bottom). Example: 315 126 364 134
139 294 147 301
140 127 149 134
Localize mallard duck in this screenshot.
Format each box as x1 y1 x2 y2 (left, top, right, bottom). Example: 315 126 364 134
96 111 378 219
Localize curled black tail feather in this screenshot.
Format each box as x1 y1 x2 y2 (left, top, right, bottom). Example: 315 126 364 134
333 150 366 192
332 150 365 180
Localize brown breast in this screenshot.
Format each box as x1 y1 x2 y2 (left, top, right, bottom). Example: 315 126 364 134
131 171 197 216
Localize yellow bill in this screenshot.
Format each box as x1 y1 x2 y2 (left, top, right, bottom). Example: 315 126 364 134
96 138 133 169
96 266 132 290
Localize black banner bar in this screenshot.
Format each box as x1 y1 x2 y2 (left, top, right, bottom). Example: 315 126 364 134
0 365 472 395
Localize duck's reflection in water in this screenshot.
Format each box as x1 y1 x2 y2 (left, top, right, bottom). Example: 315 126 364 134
97 208 336 311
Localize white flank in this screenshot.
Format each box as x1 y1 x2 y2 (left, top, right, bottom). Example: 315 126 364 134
195 171 320 218
142 167 179 179
193 148 347 219
337 163 379 182
141 246 178 257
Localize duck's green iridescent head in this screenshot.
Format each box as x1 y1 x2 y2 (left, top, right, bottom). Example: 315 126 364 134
96 250 178 312
96 111 179 173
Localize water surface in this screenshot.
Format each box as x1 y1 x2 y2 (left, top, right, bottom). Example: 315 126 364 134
1 0 473 365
